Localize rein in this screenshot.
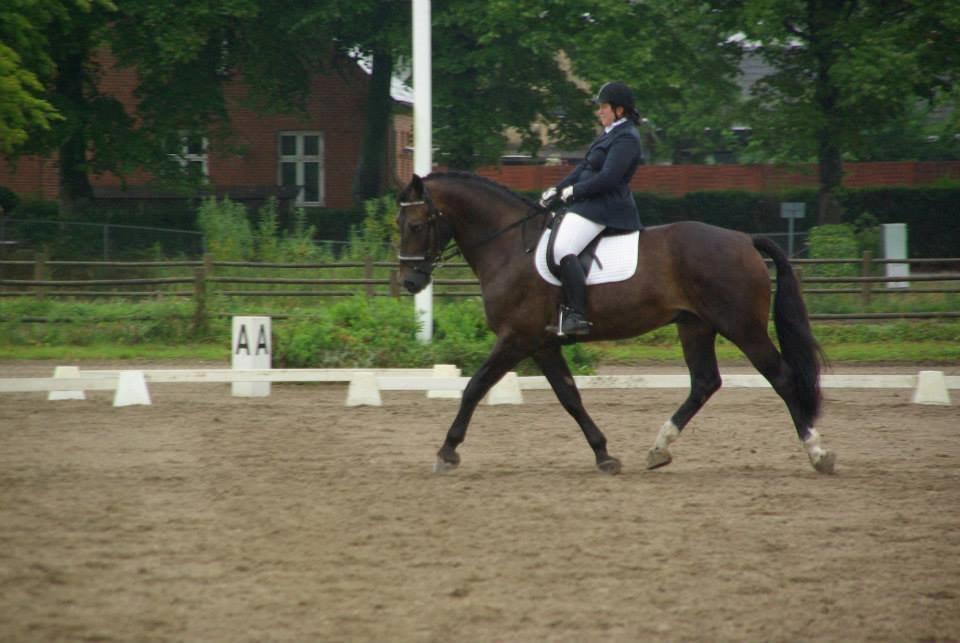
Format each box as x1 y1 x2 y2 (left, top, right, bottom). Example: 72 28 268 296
399 198 549 268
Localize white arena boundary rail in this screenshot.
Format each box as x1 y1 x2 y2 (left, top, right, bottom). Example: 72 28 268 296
0 366 955 407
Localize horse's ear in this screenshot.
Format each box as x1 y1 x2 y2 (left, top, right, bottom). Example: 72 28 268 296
410 174 424 197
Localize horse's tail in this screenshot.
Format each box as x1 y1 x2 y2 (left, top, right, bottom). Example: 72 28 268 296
753 236 825 425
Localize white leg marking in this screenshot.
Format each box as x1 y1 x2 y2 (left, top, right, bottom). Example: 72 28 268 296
647 420 680 469
655 420 680 450
803 428 836 474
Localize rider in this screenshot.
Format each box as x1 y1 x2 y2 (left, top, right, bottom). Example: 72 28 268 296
540 81 644 336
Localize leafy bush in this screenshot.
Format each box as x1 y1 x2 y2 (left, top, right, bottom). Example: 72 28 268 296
0 185 20 213
272 296 596 374
348 195 398 260
274 297 429 368
197 196 253 260
808 224 860 279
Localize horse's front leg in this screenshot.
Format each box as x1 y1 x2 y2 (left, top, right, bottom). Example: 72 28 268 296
435 337 526 473
532 344 621 474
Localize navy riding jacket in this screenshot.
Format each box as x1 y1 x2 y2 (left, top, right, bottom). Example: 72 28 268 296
556 121 643 231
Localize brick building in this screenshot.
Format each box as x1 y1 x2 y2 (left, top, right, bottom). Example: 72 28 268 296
0 50 414 210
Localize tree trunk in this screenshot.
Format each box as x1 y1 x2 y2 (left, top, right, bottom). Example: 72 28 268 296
816 132 845 225
352 48 394 206
56 50 93 216
810 0 846 225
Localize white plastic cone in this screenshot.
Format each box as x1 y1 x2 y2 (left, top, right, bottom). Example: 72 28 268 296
113 371 152 407
48 365 85 401
912 370 951 405
484 371 523 405
427 364 462 399
346 372 382 407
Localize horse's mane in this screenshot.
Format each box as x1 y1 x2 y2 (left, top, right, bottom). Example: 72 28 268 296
425 171 542 210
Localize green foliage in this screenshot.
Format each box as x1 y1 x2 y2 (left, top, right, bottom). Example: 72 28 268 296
253 198 281 261
0 185 20 213
627 186 960 257
348 195 398 259
838 187 960 257
567 0 742 165
808 224 859 278
0 297 224 346
196 197 253 260
272 296 596 374
273 297 429 369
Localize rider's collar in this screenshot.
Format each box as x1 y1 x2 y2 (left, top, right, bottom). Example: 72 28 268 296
604 118 627 134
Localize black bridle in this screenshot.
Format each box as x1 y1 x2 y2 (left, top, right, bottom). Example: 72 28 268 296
397 193 550 272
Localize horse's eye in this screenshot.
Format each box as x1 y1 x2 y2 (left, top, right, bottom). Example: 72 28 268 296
409 223 424 232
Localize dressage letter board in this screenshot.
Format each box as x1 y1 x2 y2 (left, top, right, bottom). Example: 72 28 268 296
232 316 271 397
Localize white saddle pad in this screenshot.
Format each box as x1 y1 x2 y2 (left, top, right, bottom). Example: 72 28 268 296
534 230 640 286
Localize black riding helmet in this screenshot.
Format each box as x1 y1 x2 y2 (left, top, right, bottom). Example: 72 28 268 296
594 81 638 121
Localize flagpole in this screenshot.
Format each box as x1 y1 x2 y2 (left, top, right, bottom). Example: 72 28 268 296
413 0 433 342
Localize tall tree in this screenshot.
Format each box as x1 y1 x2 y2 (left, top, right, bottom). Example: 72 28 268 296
738 0 960 223
431 1 595 169
0 0 65 155
565 0 744 164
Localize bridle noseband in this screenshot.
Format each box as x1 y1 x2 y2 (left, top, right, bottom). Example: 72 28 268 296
397 197 455 276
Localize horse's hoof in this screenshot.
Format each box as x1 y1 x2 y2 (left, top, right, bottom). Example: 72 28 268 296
433 457 459 474
811 450 837 475
597 457 622 475
646 448 673 470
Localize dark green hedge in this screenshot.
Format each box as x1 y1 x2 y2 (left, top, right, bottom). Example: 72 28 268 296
630 187 960 257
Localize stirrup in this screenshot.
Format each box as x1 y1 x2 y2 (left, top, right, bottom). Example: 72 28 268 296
556 306 592 337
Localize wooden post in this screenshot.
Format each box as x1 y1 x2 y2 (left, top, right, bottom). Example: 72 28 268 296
861 250 873 306
193 266 208 335
389 269 400 297
364 255 374 297
33 250 47 299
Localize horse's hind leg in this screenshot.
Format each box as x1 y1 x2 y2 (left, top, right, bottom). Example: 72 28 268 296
435 337 526 473
532 344 620 474
647 315 722 470
736 331 836 474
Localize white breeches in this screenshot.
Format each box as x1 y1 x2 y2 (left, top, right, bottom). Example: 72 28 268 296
552 211 605 261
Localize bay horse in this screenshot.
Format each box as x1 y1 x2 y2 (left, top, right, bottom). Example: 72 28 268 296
397 172 835 475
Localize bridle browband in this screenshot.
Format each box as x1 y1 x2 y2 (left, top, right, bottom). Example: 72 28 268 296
397 195 549 270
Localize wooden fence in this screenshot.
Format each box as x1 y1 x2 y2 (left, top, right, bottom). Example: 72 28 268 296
2 253 960 323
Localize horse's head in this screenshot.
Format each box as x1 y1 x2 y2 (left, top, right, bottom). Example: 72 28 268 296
396 174 454 294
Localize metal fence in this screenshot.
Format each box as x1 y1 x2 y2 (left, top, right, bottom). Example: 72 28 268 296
0 218 207 261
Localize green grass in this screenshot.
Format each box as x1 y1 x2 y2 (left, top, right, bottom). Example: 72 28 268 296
0 342 229 362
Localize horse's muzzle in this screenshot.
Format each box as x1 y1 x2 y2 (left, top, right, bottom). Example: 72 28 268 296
402 270 431 294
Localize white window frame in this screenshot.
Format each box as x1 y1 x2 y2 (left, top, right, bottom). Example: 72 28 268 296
278 131 325 207
170 133 209 178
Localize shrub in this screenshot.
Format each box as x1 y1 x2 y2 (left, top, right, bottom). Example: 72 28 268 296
808 224 860 279
272 296 596 374
196 197 253 260
273 297 428 368
0 186 20 213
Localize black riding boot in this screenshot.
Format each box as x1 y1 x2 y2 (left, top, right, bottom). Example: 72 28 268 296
558 254 592 336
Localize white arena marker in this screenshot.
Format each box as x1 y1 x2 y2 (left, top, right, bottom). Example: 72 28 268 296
484 371 523 405
912 370 951 406
346 372 382 407
113 371 151 407
428 364 462 399
48 365 85 401
232 316 271 397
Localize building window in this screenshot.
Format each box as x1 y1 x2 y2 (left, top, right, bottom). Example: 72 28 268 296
278 132 324 206
170 133 209 178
